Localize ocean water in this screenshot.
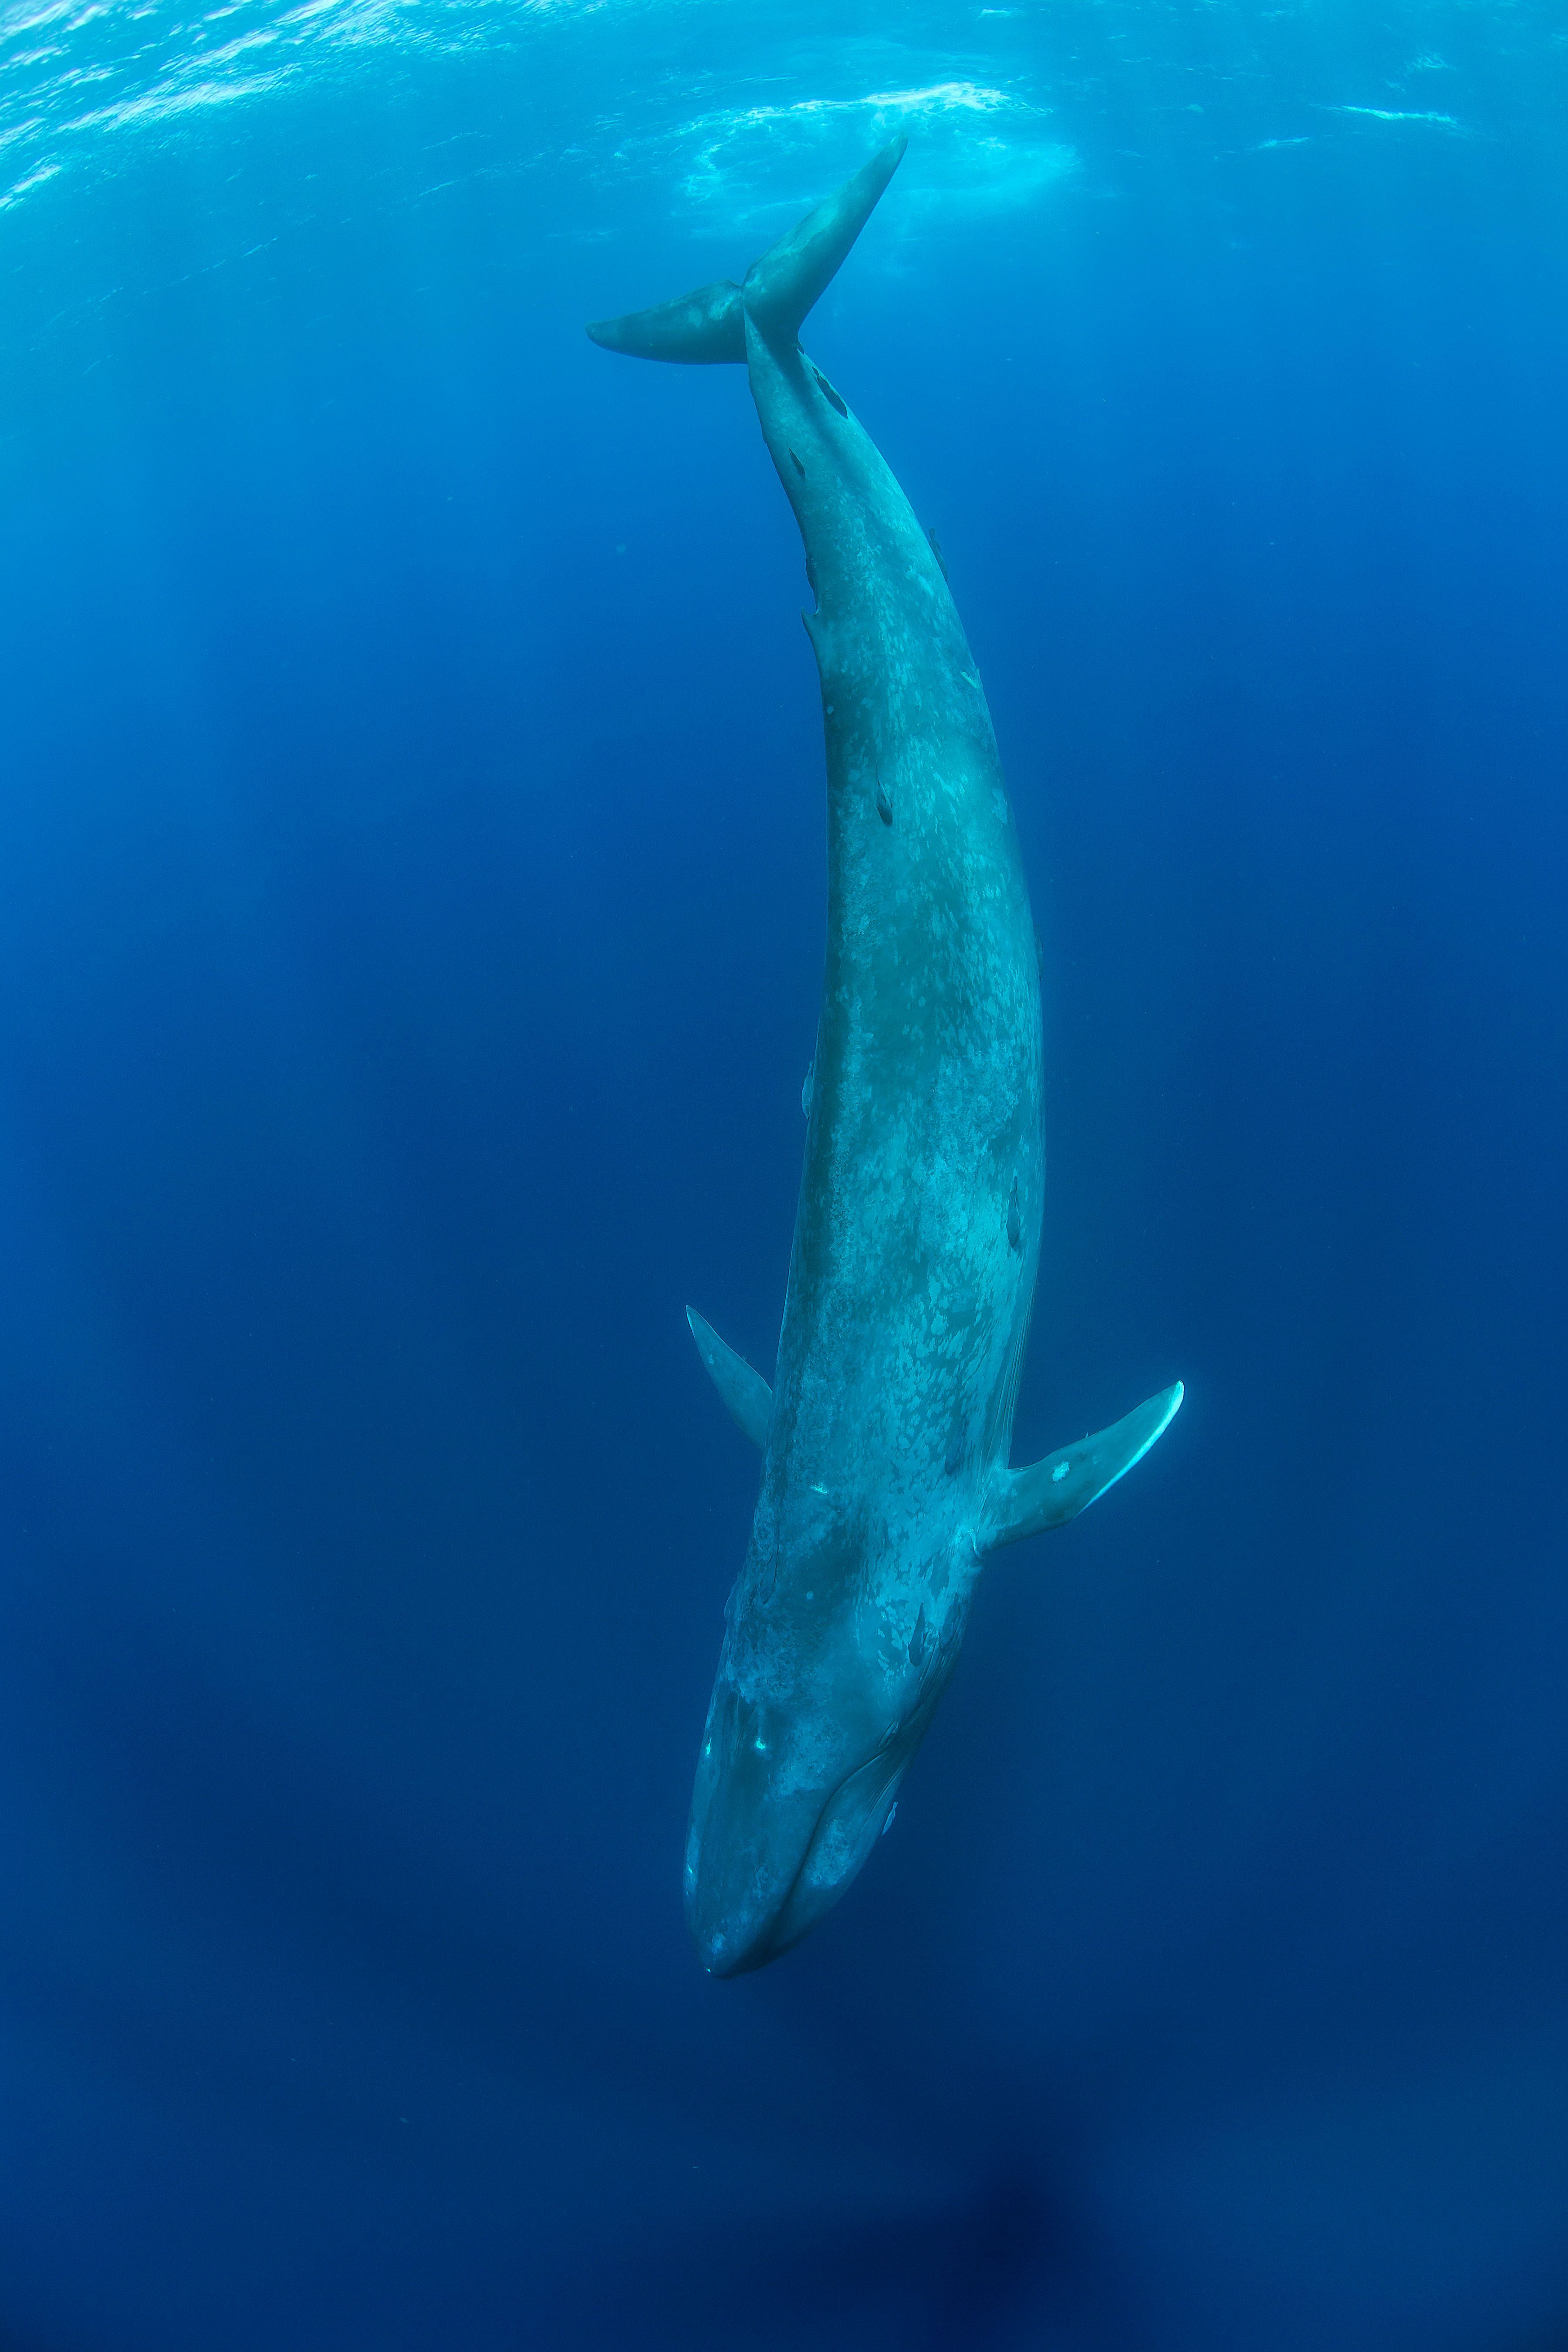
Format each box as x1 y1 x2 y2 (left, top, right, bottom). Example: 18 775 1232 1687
2 3 1567 2345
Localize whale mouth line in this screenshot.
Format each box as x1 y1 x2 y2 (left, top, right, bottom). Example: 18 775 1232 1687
707 1746 903 1977
700 1800 829 1979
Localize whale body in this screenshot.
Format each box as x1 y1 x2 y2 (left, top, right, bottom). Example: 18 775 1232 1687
589 139 1181 1977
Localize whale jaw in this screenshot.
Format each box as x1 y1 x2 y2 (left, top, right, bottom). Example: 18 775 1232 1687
684 1689 918 1977
758 1747 909 1961
688 1760 906 1976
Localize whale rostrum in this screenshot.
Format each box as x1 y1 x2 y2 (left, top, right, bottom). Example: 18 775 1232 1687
590 137 1182 1976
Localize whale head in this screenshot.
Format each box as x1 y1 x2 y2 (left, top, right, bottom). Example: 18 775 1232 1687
683 1678 920 1976
682 1528 965 1976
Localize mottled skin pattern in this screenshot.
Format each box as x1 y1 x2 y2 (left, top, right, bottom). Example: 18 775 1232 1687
590 140 1179 1975
678 305 1045 1975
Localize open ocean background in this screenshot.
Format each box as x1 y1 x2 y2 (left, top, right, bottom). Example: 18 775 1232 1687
3 3 1568 2345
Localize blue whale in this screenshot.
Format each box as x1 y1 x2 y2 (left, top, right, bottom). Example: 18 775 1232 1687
589 139 1182 1976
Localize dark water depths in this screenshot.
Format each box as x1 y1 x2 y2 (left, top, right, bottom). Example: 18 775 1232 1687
2 5 1567 2345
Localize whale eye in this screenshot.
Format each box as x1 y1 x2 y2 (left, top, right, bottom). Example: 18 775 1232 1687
789 449 806 477
875 778 893 826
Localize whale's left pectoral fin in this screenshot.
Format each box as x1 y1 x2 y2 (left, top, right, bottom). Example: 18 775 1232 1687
989 1382 1183 1550
686 1306 773 1451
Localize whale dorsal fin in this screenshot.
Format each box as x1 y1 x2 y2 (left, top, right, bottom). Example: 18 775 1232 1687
987 1383 1183 1550
686 1307 773 1450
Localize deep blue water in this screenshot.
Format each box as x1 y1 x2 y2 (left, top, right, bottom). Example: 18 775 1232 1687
2 5 1568 2345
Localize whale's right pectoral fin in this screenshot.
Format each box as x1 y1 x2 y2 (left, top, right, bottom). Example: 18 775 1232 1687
989 1382 1183 1550
686 1307 773 1451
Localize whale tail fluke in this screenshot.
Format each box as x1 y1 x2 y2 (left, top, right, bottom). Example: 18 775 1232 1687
988 1382 1185 1551
586 135 907 365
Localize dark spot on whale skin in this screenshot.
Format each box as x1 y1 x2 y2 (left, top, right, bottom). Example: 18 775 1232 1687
1007 1178 1022 1253
812 367 848 419
875 777 893 827
789 449 806 477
